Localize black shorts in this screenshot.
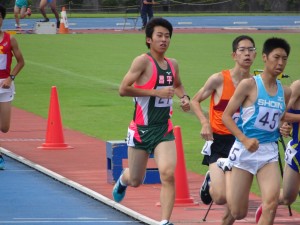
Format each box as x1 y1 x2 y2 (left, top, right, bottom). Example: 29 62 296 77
202 133 235 166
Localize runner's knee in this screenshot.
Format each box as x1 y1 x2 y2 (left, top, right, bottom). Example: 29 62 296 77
129 177 143 187
159 169 175 184
230 208 248 220
1 127 9 133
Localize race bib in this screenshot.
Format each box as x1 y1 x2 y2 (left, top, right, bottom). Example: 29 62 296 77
254 106 281 132
285 141 297 165
154 86 173 108
228 144 242 162
232 112 240 124
201 141 213 156
126 128 135 146
0 54 7 70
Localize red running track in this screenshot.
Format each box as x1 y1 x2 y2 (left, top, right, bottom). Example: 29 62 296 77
1 107 299 225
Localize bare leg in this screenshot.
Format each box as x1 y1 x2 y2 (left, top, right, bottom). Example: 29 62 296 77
229 167 253 220
39 0 48 20
155 141 176 221
222 171 235 225
222 205 235 225
122 146 149 187
257 162 280 225
0 102 12 133
209 162 227 204
279 164 300 205
20 7 27 19
50 0 59 22
14 6 20 27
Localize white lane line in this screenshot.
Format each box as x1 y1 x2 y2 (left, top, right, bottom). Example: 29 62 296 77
178 22 192 25
233 21 248 25
26 60 120 88
116 23 131 26
1 221 139 223
0 138 44 142
14 218 107 220
25 61 180 104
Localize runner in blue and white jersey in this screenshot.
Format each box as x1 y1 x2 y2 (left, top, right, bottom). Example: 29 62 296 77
222 37 291 225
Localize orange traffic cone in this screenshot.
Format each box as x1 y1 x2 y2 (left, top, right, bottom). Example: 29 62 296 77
59 6 69 34
173 126 196 206
38 86 73 150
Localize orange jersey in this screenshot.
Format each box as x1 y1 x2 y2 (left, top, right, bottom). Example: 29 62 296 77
209 70 235 135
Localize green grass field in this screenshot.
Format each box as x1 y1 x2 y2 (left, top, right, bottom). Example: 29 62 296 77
12 32 300 210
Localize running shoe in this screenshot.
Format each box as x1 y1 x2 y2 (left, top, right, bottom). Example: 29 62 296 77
112 173 127 202
0 155 5 170
15 24 21 29
255 204 262 223
40 18 50 22
200 171 212 205
162 221 174 225
217 158 233 172
26 8 31 17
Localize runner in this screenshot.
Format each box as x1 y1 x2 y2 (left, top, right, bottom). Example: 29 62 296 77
222 37 291 225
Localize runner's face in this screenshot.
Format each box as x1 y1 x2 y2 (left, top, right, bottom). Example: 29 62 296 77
147 26 170 53
233 39 256 69
263 48 288 77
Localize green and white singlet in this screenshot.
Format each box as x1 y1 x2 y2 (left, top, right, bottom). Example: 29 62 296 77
126 53 176 152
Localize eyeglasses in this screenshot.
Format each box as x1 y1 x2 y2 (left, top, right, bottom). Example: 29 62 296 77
236 47 256 52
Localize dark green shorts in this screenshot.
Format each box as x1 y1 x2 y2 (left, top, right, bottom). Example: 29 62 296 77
127 120 175 153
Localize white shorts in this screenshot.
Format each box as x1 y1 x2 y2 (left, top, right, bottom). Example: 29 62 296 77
228 141 278 175
0 79 15 102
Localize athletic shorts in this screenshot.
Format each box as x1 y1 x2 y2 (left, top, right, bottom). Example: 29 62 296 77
228 141 278 175
126 120 175 154
202 133 235 165
285 140 300 173
15 0 28 8
0 79 15 102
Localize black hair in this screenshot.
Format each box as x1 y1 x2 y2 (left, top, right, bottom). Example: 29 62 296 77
0 4 6 19
232 35 255 52
262 37 290 57
145 17 173 49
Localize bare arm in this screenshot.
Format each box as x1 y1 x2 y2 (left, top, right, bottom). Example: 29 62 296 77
169 58 190 112
190 73 222 140
10 36 25 76
222 78 259 152
119 54 174 99
282 80 300 123
1 36 25 88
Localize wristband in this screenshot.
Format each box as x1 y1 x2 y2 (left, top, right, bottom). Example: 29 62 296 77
10 75 16 81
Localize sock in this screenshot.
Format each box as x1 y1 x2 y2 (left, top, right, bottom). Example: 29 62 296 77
116 174 127 193
119 174 127 187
